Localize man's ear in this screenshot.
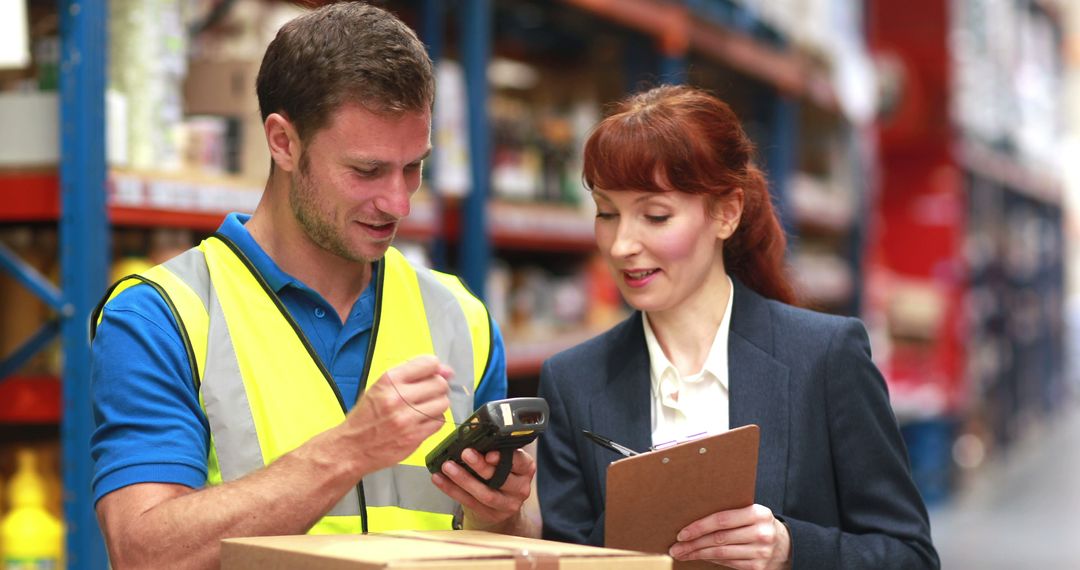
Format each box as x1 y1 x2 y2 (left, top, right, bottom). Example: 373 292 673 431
265 113 302 173
715 188 744 240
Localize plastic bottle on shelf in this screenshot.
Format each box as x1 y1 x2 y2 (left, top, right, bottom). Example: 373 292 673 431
1 449 64 570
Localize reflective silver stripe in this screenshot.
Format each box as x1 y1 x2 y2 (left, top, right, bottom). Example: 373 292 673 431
413 265 475 422
157 246 266 484
161 248 210 314
328 488 362 516
361 263 475 515
200 279 265 483
363 464 457 514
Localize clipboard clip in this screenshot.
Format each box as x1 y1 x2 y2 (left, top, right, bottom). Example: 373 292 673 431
649 431 709 451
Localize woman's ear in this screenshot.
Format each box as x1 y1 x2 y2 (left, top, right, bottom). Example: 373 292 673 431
714 188 744 240
265 113 302 173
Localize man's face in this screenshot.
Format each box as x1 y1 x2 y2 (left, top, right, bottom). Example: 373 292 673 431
290 102 431 264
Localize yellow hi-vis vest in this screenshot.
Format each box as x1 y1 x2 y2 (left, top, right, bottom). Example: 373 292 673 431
92 234 493 534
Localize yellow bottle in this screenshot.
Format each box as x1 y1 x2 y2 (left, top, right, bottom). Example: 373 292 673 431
1 449 64 569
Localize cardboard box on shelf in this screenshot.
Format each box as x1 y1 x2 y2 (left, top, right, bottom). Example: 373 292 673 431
183 59 261 117
221 530 670 570
182 59 269 182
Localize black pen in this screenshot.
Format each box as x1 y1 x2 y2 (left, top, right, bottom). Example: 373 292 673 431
582 429 640 458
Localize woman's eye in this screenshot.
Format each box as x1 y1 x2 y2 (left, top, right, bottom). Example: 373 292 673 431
595 212 617 220
645 215 671 223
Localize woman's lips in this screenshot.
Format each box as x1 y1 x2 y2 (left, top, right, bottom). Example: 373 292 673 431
622 268 659 288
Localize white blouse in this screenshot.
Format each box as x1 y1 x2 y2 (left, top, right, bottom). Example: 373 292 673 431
643 277 733 448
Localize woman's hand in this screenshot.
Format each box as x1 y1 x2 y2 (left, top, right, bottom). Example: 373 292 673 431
669 504 791 570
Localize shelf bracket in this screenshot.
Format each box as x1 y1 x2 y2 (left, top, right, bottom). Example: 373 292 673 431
0 318 61 380
0 241 71 315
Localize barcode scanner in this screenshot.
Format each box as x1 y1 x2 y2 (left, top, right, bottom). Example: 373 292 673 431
425 397 549 489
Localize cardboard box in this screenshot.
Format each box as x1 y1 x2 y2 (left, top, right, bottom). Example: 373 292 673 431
183 59 261 117
182 59 269 182
221 530 671 570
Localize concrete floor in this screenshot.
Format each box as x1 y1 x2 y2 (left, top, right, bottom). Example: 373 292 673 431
929 406 1080 569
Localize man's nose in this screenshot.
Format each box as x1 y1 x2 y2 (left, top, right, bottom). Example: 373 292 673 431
375 174 412 219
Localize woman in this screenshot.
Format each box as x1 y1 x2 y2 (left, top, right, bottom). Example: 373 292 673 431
536 85 938 570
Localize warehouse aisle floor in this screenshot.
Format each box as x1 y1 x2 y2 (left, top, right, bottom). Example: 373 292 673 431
929 404 1080 569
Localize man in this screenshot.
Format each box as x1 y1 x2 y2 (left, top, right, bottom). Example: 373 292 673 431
89 4 535 568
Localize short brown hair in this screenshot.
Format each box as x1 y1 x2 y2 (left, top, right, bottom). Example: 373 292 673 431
583 84 796 305
256 2 434 141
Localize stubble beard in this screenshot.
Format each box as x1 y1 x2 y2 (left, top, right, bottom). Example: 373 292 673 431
290 159 379 264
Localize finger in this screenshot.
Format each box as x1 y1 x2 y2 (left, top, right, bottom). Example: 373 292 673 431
461 448 496 479
677 505 764 541
396 382 450 412
480 448 535 473
386 355 453 385
510 449 536 475
671 524 768 557
431 472 501 521
470 449 535 497
670 543 763 564
388 372 451 409
435 461 520 517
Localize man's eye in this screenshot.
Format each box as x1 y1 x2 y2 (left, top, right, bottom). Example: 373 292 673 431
353 167 377 177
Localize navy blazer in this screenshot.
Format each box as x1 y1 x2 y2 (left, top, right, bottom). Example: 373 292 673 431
537 280 939 569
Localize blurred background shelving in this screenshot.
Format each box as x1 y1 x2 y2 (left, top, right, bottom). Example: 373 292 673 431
0 0 1076 567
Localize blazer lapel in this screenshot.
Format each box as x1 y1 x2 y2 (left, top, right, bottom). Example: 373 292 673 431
588 312 653 502
728 280 790 512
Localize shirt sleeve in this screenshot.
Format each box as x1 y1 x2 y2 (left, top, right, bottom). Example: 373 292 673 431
90 283 210 505
472 315 508 408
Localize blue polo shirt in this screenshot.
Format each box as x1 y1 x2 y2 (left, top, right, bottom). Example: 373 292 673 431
90 213 507 504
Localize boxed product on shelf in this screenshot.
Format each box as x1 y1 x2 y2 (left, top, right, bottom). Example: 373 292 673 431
221 530 670 569
182 58 268 182
110 0 187 170
433 60 471 198
0 91 128 167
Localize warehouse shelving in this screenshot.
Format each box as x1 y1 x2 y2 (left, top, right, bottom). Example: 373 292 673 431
865 0 1067 505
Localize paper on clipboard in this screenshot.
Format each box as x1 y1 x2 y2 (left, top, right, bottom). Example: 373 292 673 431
604 424 760 570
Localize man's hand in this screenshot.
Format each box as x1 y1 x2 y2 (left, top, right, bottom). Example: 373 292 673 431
668 504 792 570
344 355 454 474
431 447 537 535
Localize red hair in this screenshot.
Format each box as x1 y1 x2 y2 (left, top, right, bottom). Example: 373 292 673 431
582 84 796 305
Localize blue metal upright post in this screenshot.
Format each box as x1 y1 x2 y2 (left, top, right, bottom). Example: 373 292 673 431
659 54 688 85
766 93 799 247
420 0 448 270
459 0 491 299
59 0 110 567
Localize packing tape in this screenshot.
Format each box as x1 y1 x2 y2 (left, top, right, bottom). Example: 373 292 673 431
513 548 559 570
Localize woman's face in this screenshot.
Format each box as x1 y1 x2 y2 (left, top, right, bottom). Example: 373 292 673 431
592 187 738 315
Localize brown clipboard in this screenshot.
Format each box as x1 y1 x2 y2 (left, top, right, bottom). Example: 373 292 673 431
604 424 760 570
